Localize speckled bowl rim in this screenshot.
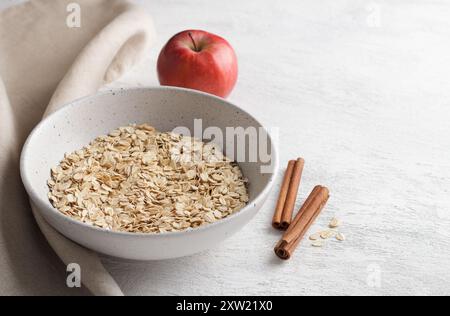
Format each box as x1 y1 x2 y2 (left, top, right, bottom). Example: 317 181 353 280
20 86 279 238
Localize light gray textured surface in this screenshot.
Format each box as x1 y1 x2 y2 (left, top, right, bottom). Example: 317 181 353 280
100 0 450 296
3 0 450 295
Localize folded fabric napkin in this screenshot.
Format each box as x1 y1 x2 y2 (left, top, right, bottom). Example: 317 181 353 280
0 0 155 295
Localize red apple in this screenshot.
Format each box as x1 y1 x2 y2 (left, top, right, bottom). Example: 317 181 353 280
157 30 238 98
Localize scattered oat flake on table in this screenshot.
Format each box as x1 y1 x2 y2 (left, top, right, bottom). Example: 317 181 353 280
47 123 249 233
336 233 346 241
320 229 335 239
309 232 321 241
329 217 341 228
311 240 324 247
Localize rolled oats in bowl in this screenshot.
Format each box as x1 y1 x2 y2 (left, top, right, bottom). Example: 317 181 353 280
47 124 249 233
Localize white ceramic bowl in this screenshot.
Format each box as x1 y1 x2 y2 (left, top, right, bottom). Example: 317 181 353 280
20 87 278 260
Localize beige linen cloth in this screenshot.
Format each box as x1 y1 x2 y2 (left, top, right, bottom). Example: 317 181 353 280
0 0 155 295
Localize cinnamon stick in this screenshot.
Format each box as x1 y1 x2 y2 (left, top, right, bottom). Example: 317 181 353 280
280 158 305 229
274 185 329 260
272 160 296 229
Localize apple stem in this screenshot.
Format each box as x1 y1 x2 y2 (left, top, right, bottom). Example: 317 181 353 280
188 32 199 52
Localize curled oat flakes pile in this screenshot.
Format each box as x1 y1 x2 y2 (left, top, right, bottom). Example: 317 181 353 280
48 124 249 233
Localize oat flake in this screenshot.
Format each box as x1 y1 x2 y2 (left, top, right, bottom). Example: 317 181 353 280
329 217 341 229
311 241 324 247
320 230 335 239
336 233 346 241
309 232 321 241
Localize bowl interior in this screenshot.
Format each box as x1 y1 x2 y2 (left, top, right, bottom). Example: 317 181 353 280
21 87 276 225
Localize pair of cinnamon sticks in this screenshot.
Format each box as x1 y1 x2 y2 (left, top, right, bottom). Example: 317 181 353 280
272 158 330 260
